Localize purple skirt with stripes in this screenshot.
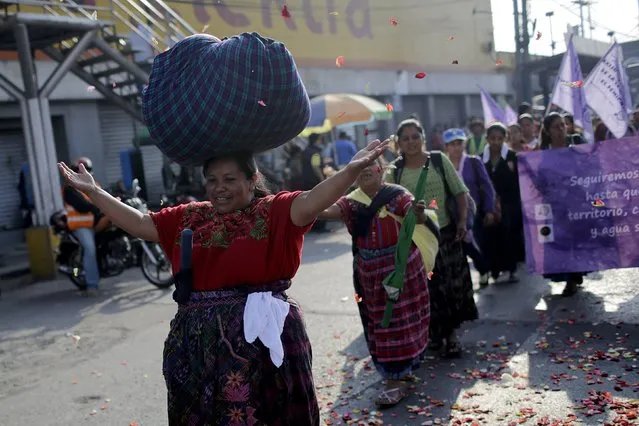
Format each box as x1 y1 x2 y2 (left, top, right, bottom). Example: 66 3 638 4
163 282 319 426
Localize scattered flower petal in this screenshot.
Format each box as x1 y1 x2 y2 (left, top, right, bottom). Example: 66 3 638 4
281 4 291 18
448 35 455 41
336 111 346 118
329 11 339 16
258 100 267 107
536 31 542 40
335 55 345 68
385 103 393 112
389 17 398 26
415 72 427 79
428 199 438 209
87 86 95 92
591 198 605 208
202 24 209 33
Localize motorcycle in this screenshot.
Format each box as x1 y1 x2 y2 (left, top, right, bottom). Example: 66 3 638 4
51 179 174 290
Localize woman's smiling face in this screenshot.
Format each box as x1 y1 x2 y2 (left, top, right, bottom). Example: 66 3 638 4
398 125 424 156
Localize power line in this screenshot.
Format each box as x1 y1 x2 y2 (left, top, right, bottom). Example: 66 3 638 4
549 0 636 39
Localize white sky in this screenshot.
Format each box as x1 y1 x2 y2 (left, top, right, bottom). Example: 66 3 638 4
491 0 639 55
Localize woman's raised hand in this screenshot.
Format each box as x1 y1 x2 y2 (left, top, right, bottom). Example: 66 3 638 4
347 138 390 171
58 162 97 193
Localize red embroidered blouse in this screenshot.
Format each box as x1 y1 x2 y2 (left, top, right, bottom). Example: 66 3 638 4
149 191 313 291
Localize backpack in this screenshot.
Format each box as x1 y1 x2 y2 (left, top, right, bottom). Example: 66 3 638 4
392 152 477 229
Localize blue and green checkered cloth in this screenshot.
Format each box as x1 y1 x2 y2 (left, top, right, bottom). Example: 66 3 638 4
142 32 311 166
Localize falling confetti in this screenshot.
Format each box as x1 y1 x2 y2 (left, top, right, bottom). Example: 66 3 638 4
329 11 339 15
202 25 209 33
448 35 455 41
340 296 349 302
281 4 290 18
385 103 394 112
335 55 345 68
536 31 542 40
258 100 267 107
415 72 426 79
389 17 398 26
591 198 606 208
87 86 95 92
452 60 459 64
112 82 117 88
428 199 438 209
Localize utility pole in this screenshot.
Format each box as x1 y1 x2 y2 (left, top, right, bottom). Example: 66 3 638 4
546 11 556 55
513 0 522 104
587 3 594 38
521 0 532 103
572 0 590 37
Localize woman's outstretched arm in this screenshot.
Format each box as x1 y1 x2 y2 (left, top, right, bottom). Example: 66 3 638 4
290 139 389 226
58 162 160 242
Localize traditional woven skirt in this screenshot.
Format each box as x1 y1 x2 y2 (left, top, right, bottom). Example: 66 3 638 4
354 244 430 380
428 225 479 343
163 283 319 426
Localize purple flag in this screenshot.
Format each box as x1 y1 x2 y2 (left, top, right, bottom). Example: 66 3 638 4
584 43 633 139
479 87 506 125
518 137 639 274
548 35 594 143
504 104 518 126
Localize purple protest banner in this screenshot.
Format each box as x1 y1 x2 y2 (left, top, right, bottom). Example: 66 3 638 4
518 137 639 274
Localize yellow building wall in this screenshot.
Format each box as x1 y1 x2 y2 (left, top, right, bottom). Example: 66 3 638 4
98 0 498 72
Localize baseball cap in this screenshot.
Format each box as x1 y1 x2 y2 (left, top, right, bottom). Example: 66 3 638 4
442 128 468 144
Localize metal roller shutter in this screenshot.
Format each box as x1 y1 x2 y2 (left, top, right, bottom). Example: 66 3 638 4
0 131 27 230
400 96 427 126
469 95 484 121
140 144 165 204
433 95 463 128
98 103 135 186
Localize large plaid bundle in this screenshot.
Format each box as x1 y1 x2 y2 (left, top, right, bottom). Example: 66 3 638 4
142 33 311 166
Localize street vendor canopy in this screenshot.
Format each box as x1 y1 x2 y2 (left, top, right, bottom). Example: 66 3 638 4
142 32 311 166
301 93 393 136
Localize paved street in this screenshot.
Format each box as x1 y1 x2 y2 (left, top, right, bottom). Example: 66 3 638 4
1 227 638 425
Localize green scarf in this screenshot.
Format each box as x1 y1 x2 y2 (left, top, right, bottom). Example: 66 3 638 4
381 163 429 328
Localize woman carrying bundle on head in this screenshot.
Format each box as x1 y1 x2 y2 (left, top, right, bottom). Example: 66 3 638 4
318 156 440 408
59 32 389 426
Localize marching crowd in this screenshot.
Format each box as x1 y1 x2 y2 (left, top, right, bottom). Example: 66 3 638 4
54 32 619 425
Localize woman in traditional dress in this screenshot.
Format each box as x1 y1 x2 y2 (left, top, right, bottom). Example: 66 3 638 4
384 118 478 358
482 122 524 283
442 128 498 287
319 158 439 407
58 140 388 425
540 112 589 296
